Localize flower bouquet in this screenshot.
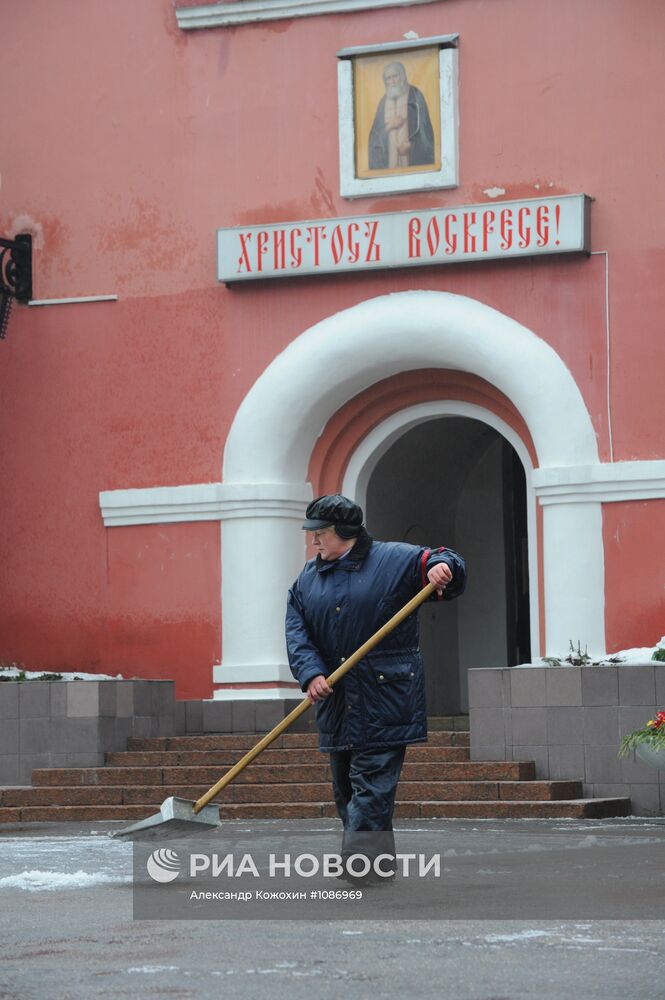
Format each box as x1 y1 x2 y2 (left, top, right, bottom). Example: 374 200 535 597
618 710 665 761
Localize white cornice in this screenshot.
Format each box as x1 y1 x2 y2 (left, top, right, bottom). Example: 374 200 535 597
337 33 457 57
99 461 665 526
176 0 443 30
99 482 311 527
533 461 665 505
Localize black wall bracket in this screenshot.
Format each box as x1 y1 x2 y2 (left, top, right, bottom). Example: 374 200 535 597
0 234 33 339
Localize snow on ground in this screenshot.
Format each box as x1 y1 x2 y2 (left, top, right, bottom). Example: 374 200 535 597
0 835 132 893
126 966 180 974
0 869 131 891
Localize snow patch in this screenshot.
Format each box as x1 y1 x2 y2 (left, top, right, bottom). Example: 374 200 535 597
0 667 124 681
607 641 663 663
444 847 501 857
484 929 552 943
127 966 180 974
596 947 656 954
0 869 130 892
522 637 663 667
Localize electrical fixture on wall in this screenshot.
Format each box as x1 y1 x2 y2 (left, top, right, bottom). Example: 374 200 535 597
0 234 32 339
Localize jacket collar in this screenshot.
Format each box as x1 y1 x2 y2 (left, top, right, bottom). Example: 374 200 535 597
315 528 373 572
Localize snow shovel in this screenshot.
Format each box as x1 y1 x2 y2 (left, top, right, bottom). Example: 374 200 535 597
111 581 436 841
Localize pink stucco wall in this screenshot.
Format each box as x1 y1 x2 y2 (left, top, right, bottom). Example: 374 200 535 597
1 0 664 695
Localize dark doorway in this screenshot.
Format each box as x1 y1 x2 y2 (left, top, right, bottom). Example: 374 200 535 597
365 416 531 715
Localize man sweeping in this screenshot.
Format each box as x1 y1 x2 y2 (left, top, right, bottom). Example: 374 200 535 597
286 494 466 883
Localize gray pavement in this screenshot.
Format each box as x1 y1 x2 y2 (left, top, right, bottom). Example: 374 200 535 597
0 817 664 999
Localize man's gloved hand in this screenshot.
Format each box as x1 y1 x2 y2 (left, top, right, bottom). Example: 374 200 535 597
306 674 333 704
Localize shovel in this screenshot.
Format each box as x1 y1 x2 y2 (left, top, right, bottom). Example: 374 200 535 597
111 582 435 841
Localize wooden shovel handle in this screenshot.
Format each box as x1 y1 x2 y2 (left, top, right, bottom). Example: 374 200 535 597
194 582 436 813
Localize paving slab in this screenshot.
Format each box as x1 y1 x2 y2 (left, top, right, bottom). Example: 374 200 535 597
0 817 663 1000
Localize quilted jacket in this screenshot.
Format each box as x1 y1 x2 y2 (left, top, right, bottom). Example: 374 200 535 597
286 530 466 751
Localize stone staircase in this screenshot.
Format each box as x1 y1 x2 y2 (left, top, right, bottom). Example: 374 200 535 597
0 730 632 823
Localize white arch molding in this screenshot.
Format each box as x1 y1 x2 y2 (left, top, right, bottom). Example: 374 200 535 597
215 290 605 699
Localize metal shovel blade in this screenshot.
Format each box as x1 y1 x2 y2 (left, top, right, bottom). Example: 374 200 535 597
109 796 221 842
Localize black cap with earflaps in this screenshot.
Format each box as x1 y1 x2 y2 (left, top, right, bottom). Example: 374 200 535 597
302 494 364 536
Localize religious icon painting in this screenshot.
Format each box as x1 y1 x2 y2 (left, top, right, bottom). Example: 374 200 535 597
338 36 459 199
355 48 441 178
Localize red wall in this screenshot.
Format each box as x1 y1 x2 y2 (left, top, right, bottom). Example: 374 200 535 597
603 503 665 654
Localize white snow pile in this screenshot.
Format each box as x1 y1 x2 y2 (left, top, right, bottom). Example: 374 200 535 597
0 666 124 681
0 869 131 892
522 635 665 667
609 643 663 664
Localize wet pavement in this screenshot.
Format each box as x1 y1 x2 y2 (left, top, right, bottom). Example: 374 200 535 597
0 817 664 999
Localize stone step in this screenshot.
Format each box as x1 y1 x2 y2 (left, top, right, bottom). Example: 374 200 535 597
104 745 472 767
125 731 470 752
1 777 579 808
0 797 632 824
30 760 532 788
427 715 470 731
32 766 165 787
416 798 633 819
0 719 632 825
0 786 128 806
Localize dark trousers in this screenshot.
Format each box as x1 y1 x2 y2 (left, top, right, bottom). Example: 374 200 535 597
329 746 406 863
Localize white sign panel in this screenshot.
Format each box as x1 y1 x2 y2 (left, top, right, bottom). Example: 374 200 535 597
217 193 591 283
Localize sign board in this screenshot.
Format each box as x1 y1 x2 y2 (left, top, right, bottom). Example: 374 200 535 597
217 193 591 283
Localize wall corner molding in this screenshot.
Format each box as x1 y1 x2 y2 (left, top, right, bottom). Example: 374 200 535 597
176 0 443 30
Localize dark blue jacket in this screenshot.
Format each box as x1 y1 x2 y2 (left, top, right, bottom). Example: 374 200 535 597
286 530 466 752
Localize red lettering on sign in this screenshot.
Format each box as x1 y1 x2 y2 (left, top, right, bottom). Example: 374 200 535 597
365 221 380 262
426 217 440 257
408 217 421 258
227 197 574 280
536 205 550 247
273 229 286 270
444 214 457 255
331 225 343 265
306 225 326 266
463 212 477 254
500 209 513 250
482 210 495 252
256 231 269 272
290 228 302 268
237 233 252 273
518 207 531 249
348 223 360 264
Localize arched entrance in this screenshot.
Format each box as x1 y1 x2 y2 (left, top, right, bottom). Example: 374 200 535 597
358 414 531 715
214 290 604 698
